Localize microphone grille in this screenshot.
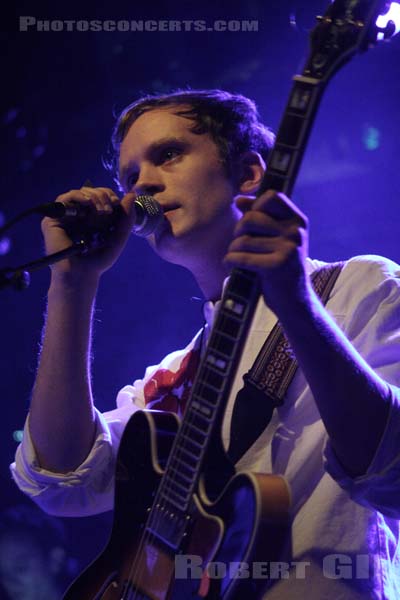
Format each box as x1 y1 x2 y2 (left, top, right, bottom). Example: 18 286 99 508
132 195 163 237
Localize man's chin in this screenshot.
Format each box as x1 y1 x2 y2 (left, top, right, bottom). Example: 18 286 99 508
146 218 173 248
146 222 195 265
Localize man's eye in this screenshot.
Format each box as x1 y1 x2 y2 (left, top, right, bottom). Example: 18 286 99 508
160 147 181 163
126 173 138 188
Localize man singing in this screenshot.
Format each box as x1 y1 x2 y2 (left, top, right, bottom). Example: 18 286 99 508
11 90 400 598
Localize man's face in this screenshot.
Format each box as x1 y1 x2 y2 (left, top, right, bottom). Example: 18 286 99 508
119 107 242 264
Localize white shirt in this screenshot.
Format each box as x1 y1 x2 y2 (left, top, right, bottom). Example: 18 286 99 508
10 255 400 599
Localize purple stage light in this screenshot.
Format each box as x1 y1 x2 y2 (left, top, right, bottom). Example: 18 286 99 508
0 212 11 256
377 2 400 40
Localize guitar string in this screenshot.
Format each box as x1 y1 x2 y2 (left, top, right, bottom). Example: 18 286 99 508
125 289 251 598
131 301 247 598
123 404 209 597
126 429 206 599
123 265 342 597
122 324 217 598
123 307 242 599
124 325 212 598
124 418 205 599
122 266 338 596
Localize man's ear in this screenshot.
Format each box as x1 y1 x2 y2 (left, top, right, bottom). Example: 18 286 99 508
236 151 266 194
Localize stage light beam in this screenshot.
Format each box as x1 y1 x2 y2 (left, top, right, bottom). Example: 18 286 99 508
377 2 400 40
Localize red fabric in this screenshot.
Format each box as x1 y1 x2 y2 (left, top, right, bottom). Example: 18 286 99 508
143 348 201 417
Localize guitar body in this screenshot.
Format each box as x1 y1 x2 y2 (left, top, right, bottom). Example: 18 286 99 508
64 410 290 600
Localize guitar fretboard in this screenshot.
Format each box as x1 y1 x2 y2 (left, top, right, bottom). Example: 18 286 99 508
159 268 259 506
148 76 331 550
259 76 323 197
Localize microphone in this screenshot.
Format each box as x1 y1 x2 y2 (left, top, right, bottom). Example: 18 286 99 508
35 195 163 237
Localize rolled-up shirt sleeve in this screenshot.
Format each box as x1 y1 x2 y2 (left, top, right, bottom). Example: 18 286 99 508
322 255 400 517
9 381 146 517
324 384 400 518
9 334 200 517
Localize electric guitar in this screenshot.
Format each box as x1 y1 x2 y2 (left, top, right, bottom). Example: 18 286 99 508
63 2 397 598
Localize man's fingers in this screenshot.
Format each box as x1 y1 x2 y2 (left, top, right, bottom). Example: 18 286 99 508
80 186 119 213
54 187 121 215
253 190 308 228
234 195 256 213
235 191 308 229
234 211 282 238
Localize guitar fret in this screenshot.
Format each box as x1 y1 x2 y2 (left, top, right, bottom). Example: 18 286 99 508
180 421 208 446
179 434 204 454
169 480 193 498
178 446 201 463
162 488 189 509
210 328 236 342
228 271 256 299
277 114 307 148
266 168 290 178
191 399 213 419
181 431 206 449
217 312 242 337
184 425 208 446
160 482 189 502
206 342 234 361
206 353 228 372
287 108 308 117
170 457 197 478
168 478 192 497
208 333 236 361
274 141 299 150
269 149 294 175
223 297 246 316
260 172 289 194
188 410 212 430
192 391 219 409
193 385 220 407
169 465 194 485
198 367 224 392
291 77 318 114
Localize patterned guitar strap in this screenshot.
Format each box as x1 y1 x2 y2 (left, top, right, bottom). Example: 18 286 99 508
228 261 345 465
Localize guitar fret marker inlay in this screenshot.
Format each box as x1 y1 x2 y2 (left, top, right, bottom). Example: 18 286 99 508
290 86 312 112
224 298 245 315
206 354 227 371
270 151 292 173
191 400 212 417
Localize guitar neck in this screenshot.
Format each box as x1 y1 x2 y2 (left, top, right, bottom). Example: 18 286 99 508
142 0 395 552
154 75 326 524
259 75 324 197
120 0 395 569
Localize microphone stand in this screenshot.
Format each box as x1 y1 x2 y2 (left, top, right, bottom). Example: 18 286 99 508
0 239 89 291
0 197 120 292
0 192 162 291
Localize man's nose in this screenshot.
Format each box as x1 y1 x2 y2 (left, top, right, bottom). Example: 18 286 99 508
134 166 164 197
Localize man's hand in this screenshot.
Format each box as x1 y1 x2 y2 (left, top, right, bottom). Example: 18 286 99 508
224 190 310 314
41 186 138 280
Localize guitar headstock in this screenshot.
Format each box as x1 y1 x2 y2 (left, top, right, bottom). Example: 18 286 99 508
305 0 398 81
